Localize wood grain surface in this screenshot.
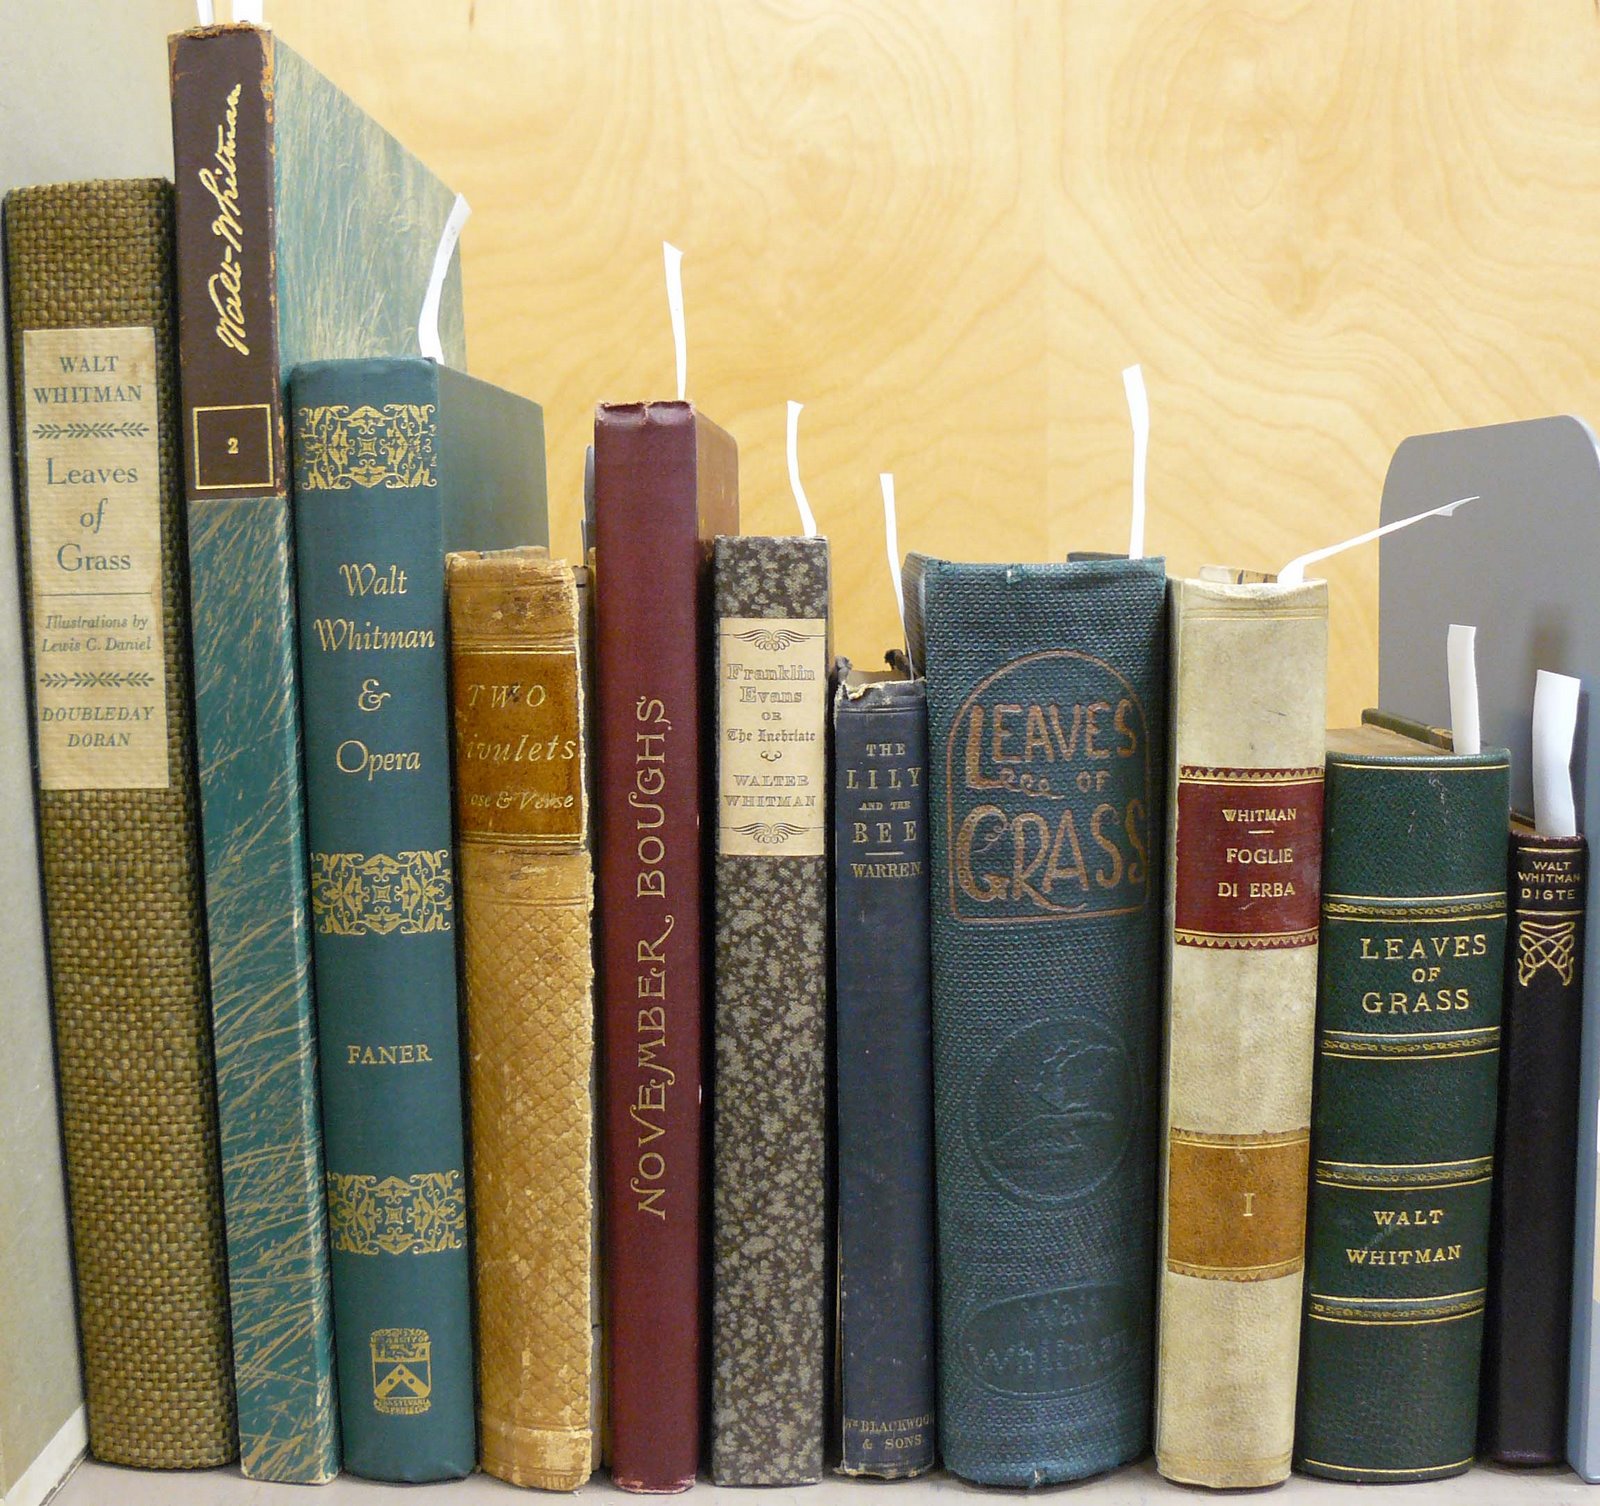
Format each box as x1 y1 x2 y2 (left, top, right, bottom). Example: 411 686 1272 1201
267 0 1600 720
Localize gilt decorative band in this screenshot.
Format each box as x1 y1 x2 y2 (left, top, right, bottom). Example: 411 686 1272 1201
327 1171 467 1256
309 849 453 936
295 402 438 491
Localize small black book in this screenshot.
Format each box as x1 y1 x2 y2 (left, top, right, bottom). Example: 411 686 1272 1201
1481 821 1588 1463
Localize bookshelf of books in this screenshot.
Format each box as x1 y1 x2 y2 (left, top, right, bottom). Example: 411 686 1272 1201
5 5 1600 1506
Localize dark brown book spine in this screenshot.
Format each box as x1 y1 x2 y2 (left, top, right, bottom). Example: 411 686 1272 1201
1482 828 1587 1463
592 403 737 1492
169 24 282 503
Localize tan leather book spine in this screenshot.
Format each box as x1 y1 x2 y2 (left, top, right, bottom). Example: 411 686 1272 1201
448 548 594 1490
1154 576 1328 1488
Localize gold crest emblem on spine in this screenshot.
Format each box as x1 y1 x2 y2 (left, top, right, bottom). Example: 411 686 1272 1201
371 1327 433 1415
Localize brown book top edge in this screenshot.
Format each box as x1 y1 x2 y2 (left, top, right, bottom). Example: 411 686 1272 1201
171 21 265 41
596 399 737 452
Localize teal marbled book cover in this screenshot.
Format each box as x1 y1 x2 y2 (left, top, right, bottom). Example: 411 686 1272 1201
170 23 468 1483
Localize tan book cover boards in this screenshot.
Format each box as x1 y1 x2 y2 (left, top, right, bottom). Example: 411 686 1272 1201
0 5 193 1500
1154 574 1328 1487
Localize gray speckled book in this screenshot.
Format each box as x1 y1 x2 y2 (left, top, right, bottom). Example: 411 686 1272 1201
710 535 831 1485
169 23 468 1483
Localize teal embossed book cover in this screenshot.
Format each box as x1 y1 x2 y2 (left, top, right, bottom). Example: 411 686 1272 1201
904 553 1167 1486
291 357 546 1482
170 23 467 1483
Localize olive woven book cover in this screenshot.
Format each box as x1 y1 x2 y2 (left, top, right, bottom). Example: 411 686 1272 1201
169 22 467 1481
4 178 235 1468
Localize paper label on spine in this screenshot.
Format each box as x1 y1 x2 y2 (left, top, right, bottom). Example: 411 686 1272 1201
717 615 827 856
23 327 169 791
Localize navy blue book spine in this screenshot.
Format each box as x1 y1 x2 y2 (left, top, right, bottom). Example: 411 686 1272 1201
831 666 937 1477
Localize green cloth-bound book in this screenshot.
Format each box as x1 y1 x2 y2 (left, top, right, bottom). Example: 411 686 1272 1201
1296 716 1511 1482
169 22 467 1482
290 357 547 1482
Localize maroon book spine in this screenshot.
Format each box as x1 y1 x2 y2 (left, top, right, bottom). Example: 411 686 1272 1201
593 403 737 1491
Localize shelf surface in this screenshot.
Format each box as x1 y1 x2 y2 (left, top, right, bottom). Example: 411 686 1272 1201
50 1457 1591 1504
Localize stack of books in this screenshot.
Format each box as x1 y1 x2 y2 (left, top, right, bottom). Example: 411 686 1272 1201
2 15 1591 1499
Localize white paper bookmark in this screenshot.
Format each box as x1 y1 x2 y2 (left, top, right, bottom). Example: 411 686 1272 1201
785 401 819 539
1533 670 1582 838
418 194 470 363
1123 364 1149 559
1278 495 1480 586
233 0 264 23
664 242 686 400
881 473 904 637
196 1 216 23
1447 625 1480 756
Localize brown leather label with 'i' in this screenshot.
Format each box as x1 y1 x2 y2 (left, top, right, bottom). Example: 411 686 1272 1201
1167 1129 1310 1281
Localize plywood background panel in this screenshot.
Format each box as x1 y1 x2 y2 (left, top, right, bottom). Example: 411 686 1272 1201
267 0 1600 720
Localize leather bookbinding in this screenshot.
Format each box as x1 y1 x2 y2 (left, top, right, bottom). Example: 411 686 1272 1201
5 178 235 1468
169 22 467 1480
708 535 831 1486
592 403 737 1492
832 661 936 1478
449 549 596 1490
903 553 1167 1487
1155 576 1328 1488
1295 718 1511 1482
1481 825 1587 1463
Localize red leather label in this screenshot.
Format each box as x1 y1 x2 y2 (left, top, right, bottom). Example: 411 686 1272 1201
1173 767 1323 948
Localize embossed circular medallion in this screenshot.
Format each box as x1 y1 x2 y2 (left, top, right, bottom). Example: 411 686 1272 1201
967 1017 1134 1205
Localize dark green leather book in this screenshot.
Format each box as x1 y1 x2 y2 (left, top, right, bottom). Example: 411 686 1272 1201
290 357 546 1481
1296 717 1511 1483
904 552 1166 1486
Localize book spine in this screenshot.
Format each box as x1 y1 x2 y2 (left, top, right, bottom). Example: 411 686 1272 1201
290 361 474 1482
170 25 341 1483
916 554 1166 1487
1295 746 1511 1482
709 535 831 1486
448 550 595 1491
1482 831 1587 1463
831 673 935 1478
591 405 709 1492
4 179 235 1468
1154 580 1327 1488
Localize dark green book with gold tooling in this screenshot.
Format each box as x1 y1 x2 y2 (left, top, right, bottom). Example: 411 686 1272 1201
1295 715 1510 1483
290 356 545 1481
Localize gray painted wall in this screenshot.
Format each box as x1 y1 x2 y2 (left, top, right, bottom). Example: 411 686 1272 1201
0 2 194 1499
